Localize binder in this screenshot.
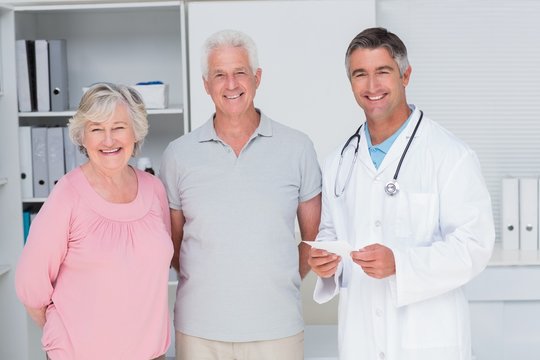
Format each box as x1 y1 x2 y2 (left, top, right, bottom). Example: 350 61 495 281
18 126 34 199
501 177 520 250
47 127 65 192
31 127 49 198
15 40 32 112
34 40 50 112
63 127 77 173
519 177 538 250
26 40 37 111
48 40 69 111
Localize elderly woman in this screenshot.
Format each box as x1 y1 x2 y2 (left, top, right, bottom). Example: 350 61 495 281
15 83 173 360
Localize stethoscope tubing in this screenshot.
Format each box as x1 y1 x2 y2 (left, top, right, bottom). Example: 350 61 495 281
334 110 423 198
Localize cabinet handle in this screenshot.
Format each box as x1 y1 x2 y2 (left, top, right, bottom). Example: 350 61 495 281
0 177 7 186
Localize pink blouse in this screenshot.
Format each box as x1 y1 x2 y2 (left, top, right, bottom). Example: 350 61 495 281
16 167 173 360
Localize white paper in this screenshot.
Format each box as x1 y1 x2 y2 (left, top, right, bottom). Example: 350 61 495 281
303 240 354 258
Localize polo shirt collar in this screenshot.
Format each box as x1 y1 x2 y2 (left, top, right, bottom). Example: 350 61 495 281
197 108 272 142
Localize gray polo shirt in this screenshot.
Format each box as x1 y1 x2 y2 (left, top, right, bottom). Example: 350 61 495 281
160 111 321 342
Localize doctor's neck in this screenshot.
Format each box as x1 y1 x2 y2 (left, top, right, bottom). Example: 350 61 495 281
366 106 411 145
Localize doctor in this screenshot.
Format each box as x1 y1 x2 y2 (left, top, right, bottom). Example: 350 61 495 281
308 27 495 360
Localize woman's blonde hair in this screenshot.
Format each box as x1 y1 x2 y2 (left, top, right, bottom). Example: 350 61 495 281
68 82 148 156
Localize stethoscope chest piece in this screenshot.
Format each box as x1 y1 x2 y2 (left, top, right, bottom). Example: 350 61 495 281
385 180 399 196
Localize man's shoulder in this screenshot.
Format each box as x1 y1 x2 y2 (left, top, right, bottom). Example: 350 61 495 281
165 123 207 151
267 117 314 144
422 116 474 158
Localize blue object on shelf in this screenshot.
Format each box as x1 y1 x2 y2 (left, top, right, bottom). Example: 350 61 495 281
23 211 31 244
136 81 164 85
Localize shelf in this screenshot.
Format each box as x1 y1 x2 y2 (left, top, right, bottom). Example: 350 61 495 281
14 1 181 12
488 242 540 267
18 106 183 118
22 198 47 203
0 265 10 277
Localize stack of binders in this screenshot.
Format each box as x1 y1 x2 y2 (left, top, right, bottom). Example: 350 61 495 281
15 39 69 112
19 126 87 199
501 177 540 251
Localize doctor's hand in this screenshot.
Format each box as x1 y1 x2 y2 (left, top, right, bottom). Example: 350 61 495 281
351 243 396 279
307 247 341 278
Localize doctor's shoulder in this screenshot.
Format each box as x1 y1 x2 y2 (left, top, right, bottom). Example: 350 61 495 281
422 116 478 164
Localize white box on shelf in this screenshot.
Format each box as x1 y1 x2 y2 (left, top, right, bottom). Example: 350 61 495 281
82 83 169 110
132 84 169 109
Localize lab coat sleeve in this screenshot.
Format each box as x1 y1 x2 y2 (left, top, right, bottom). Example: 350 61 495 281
391 150 495 307
313 155 343 304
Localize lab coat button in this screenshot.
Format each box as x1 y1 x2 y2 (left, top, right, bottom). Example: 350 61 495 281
375 220 381 227
375 308 383 317
379 352 386 359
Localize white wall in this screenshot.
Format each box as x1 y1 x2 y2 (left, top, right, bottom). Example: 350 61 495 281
187 0 375 161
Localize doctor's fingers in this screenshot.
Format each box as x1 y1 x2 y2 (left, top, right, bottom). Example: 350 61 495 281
310 258 340 278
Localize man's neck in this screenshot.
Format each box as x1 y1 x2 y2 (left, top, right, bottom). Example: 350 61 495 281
367 106 411 145
214 108 260 155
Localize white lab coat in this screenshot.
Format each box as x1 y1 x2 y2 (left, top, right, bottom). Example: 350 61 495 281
314 107 495 360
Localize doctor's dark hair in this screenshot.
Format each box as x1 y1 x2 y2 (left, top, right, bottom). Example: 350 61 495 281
345 27 410 80
201 29 259 80
68 82 148 157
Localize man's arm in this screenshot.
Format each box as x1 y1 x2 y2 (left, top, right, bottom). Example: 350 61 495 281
170 209 185 272
297 193 322 279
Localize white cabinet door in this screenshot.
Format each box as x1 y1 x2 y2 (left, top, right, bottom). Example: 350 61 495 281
187 0 375 160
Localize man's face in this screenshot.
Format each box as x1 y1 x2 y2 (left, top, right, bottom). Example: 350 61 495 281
348 47 411 123
203 46 261 118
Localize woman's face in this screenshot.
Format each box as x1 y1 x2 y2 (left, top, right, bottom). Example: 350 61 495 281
82 103 136 173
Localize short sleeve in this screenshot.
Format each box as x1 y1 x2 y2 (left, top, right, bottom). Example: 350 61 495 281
298 136 322 202
159 142 182 210
15 177 75 309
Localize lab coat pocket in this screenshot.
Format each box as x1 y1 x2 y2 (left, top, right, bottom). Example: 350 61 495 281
401 294 459 349
395 193 437 244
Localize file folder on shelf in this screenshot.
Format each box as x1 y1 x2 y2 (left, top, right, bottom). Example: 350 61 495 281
31 127 49 198
15 40 32 112
47 127 65 192
48 40 69 111
501 177 520 250
63 127 77 173
519 177 538 250
34 40 50 112
18 126 34 199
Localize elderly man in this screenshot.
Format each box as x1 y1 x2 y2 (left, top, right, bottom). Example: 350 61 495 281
160 29 321 360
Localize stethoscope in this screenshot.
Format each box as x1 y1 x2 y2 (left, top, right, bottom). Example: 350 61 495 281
334 110 423 198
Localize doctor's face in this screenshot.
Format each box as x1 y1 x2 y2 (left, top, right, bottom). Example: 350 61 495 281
203 46 261 118
348 47 411 124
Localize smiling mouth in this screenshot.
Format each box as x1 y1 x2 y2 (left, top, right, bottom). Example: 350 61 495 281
224 93 243 100
101 148 120 154
367 94 385 101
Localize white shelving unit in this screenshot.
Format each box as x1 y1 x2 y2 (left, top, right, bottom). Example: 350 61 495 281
0 265 10 277
0 1 189 358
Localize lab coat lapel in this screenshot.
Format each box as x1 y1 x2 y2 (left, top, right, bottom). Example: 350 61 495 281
375 108 423 175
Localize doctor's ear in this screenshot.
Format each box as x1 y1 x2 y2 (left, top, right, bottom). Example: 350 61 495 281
402 66 412 86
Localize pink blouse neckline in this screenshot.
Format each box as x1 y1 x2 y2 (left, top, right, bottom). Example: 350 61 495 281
70 166 153 222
